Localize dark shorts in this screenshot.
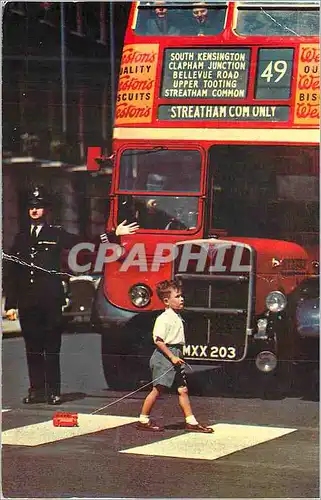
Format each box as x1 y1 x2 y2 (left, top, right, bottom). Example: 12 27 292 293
149 345 187 389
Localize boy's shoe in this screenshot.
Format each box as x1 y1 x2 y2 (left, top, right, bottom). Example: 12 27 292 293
185 423 214 433
136 420 164 432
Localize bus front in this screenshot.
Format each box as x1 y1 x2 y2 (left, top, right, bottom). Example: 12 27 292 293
91 1 320 390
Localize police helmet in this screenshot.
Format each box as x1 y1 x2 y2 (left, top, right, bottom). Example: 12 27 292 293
27 186 50 208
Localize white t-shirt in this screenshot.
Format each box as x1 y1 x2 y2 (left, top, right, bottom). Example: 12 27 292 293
152 307 185 345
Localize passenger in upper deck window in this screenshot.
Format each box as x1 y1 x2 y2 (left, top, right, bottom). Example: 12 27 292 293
188 2 213 36
146 3 180 35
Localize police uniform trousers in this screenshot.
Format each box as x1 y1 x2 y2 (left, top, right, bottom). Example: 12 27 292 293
4 222 85 397
19 301 63 396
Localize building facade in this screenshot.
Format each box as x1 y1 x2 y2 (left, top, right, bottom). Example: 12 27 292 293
2 1 130 250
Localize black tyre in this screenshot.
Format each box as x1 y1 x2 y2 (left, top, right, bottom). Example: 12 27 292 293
258 312 297 399
101 336 151 391
223 359 295 399
259 360 296 399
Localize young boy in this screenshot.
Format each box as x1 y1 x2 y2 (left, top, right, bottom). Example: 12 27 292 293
137 279 214 433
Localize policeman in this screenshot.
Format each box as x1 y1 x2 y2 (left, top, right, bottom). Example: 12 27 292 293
5 186 139 404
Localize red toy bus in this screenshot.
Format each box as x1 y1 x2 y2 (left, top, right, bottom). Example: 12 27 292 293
88 1 319 393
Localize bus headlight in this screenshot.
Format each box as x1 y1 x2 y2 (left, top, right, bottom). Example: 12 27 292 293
255 351 277 373
265 291 287 313
129 284 152 308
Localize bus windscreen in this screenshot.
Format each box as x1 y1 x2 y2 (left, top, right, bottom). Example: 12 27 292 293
118 149 201 192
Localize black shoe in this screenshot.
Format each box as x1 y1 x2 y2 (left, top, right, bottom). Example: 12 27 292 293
47 394 62 405
23 391 46 404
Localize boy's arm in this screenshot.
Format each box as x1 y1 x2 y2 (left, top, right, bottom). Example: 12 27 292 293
154 337 185 365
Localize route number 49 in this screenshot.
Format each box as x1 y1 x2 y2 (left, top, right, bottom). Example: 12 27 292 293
261 60 287 83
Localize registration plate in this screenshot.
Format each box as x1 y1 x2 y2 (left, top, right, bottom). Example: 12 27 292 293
183 344 237 359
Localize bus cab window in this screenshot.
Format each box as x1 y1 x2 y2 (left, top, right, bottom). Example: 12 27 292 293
146 173 166 191
118 194 198 231
119 193 186 231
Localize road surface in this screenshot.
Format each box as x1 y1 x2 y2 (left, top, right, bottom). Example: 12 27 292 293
2 333 319 498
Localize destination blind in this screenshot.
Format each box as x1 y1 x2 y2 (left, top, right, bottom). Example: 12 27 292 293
158 105 289 121
161 48 251 99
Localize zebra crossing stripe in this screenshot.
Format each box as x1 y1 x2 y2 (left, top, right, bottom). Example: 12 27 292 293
2 414 138 446
120 423 297 461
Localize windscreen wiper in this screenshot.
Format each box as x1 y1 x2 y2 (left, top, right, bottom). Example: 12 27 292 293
122 146 168 157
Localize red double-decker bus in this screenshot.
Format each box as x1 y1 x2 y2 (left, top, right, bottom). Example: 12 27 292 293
88 1 319 392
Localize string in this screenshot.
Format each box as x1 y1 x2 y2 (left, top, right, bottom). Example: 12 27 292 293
91 362 193 415
2 252 74 277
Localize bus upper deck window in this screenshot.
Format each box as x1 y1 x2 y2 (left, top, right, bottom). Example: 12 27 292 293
135 4 181 35
236 6 320 36
183 4 227 36
135 3 227 36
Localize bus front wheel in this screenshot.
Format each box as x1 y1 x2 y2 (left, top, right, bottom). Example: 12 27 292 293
101 336 150 391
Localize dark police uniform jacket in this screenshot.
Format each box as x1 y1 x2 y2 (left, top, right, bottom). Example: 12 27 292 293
5 224 118 311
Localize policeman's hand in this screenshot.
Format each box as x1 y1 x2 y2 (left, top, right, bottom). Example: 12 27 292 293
170 356 185 365
115 220 140 236
5 309 18 321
